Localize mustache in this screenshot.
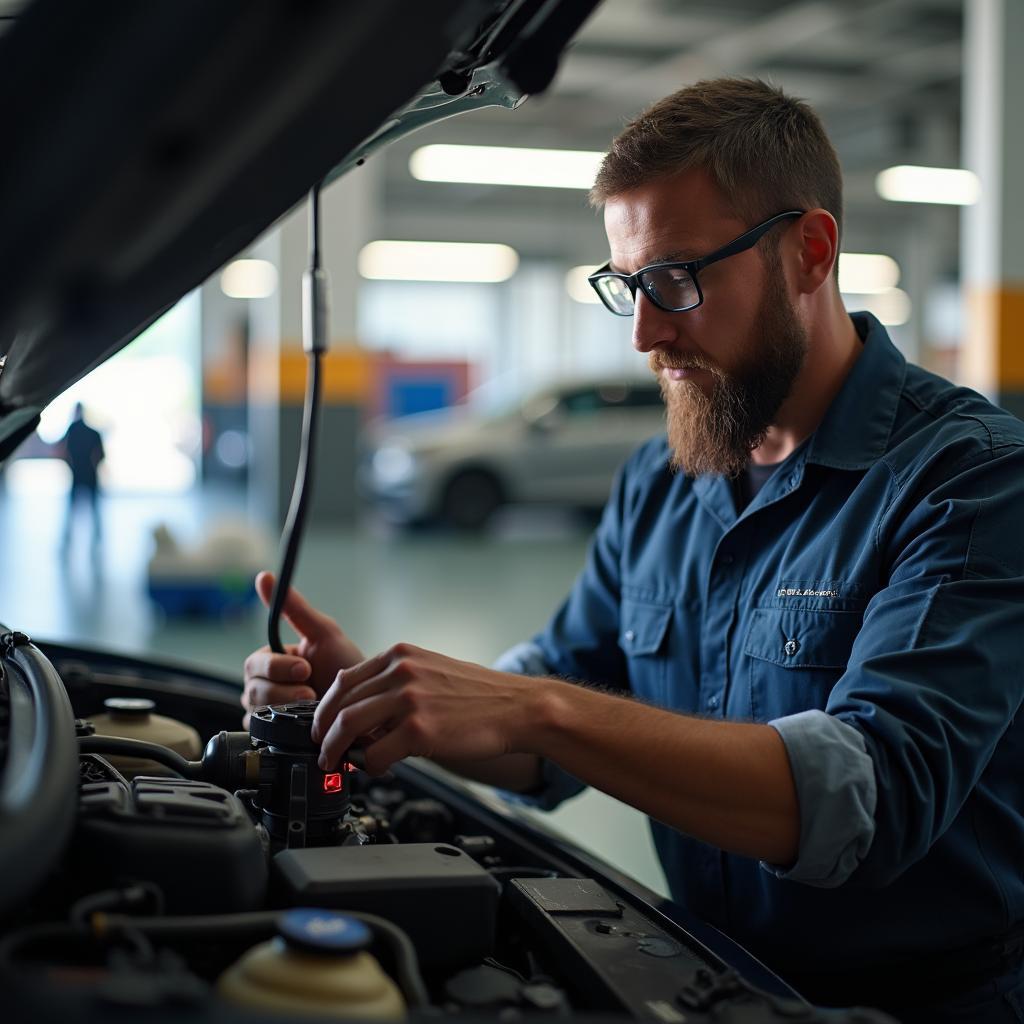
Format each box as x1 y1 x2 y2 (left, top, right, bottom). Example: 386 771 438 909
649 352 720 375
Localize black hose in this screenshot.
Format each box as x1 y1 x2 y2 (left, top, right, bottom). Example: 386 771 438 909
69 883 164 928
267 350 322 654
77 735 201 778
0 633 78 919
267 181 326 654
0 919 156 970
97 909 431 1009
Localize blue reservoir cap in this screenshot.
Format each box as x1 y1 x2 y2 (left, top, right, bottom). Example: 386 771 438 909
278 909 372 955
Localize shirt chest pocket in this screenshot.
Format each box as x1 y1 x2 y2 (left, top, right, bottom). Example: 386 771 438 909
618 598 673 704
743 607 863 722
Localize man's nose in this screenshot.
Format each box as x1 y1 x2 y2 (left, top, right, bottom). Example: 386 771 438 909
631 292 679 354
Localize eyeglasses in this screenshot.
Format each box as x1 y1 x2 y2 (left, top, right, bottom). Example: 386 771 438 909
587 210 804 316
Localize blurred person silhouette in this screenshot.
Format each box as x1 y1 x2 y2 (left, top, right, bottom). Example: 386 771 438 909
60 402 105 555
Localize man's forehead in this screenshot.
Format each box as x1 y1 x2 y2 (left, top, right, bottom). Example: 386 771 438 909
603 204 712 270
602 173 740 270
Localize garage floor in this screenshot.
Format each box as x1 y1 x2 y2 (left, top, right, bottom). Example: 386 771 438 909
0 482 669 897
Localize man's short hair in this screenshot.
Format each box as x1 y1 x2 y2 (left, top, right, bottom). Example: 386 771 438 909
590 78 843 267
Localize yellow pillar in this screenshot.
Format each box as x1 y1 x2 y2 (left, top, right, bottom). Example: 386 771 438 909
961 0 1024 416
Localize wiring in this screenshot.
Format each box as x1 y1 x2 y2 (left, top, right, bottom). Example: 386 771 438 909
95 909 431 1008
268 182 328 653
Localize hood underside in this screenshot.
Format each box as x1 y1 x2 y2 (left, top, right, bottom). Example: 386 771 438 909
0 0 601 460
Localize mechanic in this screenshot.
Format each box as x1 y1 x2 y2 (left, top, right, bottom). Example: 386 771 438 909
243 79 1024 1022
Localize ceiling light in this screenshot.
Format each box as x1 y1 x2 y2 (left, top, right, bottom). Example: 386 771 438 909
410 144 605 190
566 265 601 304
220 259 278 299
838 253 900 294
843 288 911 327
358 241 519 283
875 166 980 205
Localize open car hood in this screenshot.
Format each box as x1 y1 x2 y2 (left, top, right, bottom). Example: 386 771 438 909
0 0 601 460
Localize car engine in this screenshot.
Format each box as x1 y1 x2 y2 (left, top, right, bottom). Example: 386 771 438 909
0 630 894 1023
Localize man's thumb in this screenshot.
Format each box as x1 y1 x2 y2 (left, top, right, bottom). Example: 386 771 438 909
254 570 329 640
255 570 277 610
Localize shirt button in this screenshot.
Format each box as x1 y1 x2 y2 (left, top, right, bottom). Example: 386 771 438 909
624 629 636 642
706 695 720 710
784 638 800 657
720 553 735 566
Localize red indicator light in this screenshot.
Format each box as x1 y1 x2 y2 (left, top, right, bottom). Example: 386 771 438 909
322 772 343 793
344 762 359 774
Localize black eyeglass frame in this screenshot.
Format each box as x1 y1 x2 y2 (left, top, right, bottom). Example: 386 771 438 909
587 209 805 316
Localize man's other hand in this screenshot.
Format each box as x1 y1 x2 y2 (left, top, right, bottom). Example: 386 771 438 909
311 643 548 777
241 571 365 725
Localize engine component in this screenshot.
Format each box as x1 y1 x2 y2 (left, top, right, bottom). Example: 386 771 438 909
248 701 350 846
389 797 454 844
76 769 267 914
86 697 201 777
273 843 499 969
444 963 530 1008
217 909 405 1020
508 877 830 1021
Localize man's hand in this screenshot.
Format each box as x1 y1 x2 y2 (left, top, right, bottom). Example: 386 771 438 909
241 571 365 724
311 643 548 777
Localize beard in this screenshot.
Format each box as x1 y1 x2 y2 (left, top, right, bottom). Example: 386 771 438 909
654 272 808 478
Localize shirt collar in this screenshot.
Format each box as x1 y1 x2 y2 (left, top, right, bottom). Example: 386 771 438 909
805 311 906 470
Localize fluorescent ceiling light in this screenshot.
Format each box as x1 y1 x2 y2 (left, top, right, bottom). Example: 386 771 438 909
566 265 601 304
843 288 911 327
410 144 605 190
220 259 278 299
358 241 519 283
838 253 900 294
876 166 980 205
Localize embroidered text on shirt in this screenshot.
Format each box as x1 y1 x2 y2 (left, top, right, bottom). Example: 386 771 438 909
777 587 841 598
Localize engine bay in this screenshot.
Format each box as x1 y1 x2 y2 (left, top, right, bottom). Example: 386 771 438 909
0 631 893 1023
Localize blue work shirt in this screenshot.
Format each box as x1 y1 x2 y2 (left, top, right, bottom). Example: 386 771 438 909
498 312 1024 980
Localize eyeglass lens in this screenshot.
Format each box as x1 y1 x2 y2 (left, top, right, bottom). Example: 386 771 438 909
596 275 634 314
595 266 701 314
641 267 699 312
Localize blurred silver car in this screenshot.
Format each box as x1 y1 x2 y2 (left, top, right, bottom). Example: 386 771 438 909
359 378 665 529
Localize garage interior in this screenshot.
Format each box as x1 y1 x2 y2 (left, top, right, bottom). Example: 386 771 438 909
0 0 1016 903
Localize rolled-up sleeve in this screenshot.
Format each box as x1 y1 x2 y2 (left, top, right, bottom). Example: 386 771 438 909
763 710 877 886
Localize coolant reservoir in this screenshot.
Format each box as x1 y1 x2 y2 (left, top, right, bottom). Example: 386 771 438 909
218 910 405 1019
88 697 202 775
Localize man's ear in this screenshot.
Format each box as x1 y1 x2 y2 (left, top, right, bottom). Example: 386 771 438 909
792 209 839 295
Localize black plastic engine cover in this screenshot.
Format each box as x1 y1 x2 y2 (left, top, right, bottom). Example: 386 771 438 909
273 842 500 968
76 767 267 914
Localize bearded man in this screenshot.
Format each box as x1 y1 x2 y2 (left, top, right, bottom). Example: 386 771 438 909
243 79 1024 1022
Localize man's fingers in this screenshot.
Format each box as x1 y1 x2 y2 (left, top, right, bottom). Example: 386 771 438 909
318 691 398 771
255 571 335 640
243 680 317 711
244 648 311 685
311 648 395 742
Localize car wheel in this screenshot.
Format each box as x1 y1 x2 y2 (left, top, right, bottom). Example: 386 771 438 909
441 470 503 530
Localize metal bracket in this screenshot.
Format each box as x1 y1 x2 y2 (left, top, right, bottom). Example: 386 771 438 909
0 631 32 657
326 61 526 184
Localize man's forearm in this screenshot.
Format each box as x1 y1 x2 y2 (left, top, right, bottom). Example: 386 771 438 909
528 680 800 864
433 752 544 794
